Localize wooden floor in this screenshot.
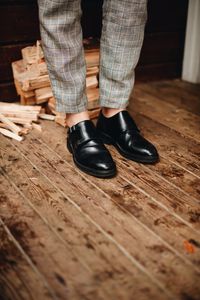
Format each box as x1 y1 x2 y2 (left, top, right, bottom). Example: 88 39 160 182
0 79 200 300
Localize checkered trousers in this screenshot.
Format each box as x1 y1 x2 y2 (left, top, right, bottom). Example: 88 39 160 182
38 0 147 113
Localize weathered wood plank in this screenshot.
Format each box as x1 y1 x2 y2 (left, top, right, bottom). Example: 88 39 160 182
0 173 93 300
173 79 200 96
38 120 200 256
132 114 200 178
141 155 200 201
0 172 116 300
129 90 200 198
0 137 167 300
0 182 55 300
0 272 30 300
40 120 200 232
131 90 200 143
1 79 200 299
3 128 200 299
135 80 200 115
111 148 200 230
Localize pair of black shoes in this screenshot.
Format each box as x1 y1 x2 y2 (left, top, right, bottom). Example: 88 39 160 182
67 110 159 178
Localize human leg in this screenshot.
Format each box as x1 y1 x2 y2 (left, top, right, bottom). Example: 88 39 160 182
38 0 88 117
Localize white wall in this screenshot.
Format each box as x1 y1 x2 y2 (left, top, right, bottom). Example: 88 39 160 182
182 0 200 83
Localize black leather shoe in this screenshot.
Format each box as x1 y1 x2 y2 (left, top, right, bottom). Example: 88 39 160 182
96 110 159 164
67 120 117 178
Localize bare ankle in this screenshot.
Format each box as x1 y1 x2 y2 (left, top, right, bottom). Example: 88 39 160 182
102 107 126 118
66 111 90 128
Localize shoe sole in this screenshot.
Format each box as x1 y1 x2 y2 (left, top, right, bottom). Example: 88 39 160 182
98 130 159 164
67 141 117 178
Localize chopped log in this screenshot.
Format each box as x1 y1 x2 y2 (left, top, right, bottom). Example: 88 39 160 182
1 112 38 121
87 88 99 102
85 49 100 67
0 102 41 127
89 108 101 119
14 79 27 97
14 81 35 98
0 102 42 140
1 122 30 135
86 76 98 89
19 127 31 135
22 75 50 92
55 113 66 127
23 123 33 130
36 40 44 61
88 99 99 110
22 41 44 65
39 114 55 121
0 102 41 112
22 46 38 65
0 128 24 141
0 113 23 135
0 123 28 133
37 61 48 75
47 97 59 115
12 60 50 92
87 88 99 110
5 117 32 125
20 95 36 105
47 97 56 114
0 122 8 129
86 66 99 77
35 87 53 104
11 41 100 129
47 103 56 115
32 123 42 132
27 61 48 77
48 97 55 106
12 60 27 82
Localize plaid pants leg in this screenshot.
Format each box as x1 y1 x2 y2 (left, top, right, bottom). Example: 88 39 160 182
99 0 148 108
38 0 87 113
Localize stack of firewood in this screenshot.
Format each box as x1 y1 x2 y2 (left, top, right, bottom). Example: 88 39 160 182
12 40 100 127
0 102 43 141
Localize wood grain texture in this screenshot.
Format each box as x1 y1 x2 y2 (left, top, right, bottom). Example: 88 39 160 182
131 89 200 142
1 81 200 299
135 80 200 115
0 137 170 300
0 177 55 300
38 120 200 261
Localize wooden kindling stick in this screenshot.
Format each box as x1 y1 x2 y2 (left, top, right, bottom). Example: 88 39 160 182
0 128 24 142
2 112 38 121
0 102 41 112
38 113 55 121
0 112 23 135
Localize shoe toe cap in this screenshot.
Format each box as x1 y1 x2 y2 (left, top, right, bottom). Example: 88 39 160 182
90 154 116 172
76 148 116 175
128 136 159 163
143 142 158 156
140 141 159 162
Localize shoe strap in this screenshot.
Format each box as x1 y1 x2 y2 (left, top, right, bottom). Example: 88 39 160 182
68 120 102 148
117 111 140 133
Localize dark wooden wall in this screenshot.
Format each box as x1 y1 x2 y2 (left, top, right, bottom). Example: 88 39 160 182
0 0 188 102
